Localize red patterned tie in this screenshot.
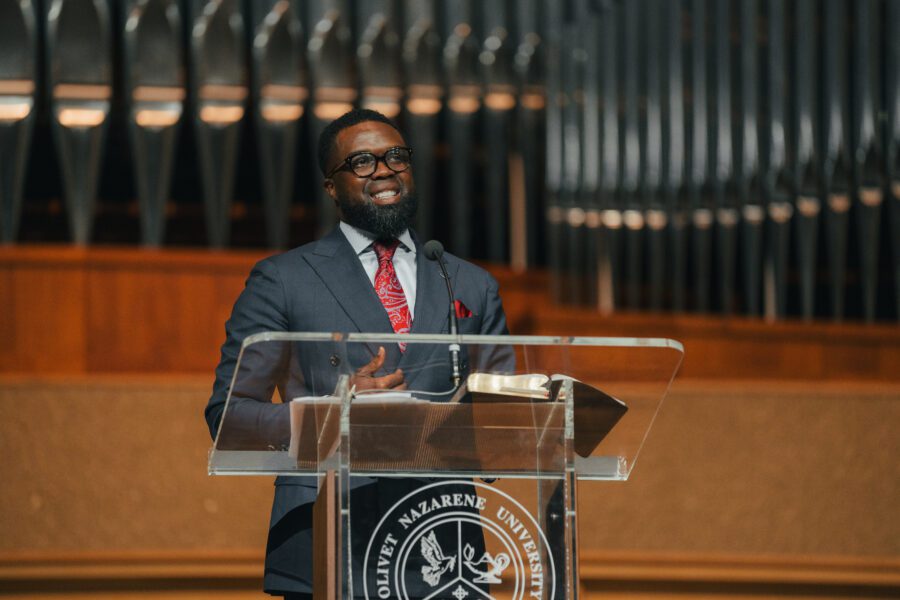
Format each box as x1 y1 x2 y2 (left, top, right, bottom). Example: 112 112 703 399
373 240 411 351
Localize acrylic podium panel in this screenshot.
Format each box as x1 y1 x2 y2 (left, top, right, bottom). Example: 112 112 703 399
209 333 682 598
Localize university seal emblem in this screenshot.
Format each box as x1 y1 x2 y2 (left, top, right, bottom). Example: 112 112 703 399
362 481 555 599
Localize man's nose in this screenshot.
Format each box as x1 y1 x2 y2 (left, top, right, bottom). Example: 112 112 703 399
370 157 395 179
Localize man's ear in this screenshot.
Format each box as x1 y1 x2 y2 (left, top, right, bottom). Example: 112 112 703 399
323 178 336 201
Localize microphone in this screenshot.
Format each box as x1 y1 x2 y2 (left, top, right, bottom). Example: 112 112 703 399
423 240 461 388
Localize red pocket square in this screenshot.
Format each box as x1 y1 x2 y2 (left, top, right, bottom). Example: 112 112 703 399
454 299 472 319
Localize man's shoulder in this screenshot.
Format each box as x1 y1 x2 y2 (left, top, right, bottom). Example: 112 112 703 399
441 251 498 287
264 239 318 263
255 230 343 271
248 244 308 278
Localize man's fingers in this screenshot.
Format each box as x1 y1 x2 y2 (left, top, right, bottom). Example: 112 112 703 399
374 368 405 390
356 347 385 376
352 349 407 391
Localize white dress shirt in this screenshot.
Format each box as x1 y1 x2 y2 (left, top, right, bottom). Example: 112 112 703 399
339 221 417 319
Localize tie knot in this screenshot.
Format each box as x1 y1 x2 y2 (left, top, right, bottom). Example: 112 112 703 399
372 239 400 263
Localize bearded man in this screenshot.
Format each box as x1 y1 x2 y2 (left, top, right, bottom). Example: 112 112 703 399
204 109 509 598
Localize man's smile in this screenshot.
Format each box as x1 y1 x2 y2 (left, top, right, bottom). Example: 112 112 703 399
366 182 403 205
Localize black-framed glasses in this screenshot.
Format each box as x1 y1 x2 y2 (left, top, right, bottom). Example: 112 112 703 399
326 146 413 178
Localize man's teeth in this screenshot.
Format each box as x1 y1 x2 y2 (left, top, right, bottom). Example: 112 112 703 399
372 190 398 200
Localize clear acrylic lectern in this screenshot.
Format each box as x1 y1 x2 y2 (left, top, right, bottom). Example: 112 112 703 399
209 333 683 599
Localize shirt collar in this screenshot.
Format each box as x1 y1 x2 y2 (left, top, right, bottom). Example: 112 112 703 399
339 221 415 256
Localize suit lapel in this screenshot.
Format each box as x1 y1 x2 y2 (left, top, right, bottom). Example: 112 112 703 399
409 251 458 336
401 239 459 378
303 227 394 335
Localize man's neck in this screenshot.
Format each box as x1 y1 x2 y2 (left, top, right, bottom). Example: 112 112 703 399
339 221 413 253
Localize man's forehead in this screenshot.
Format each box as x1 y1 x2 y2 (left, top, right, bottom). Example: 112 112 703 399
335 121 406 153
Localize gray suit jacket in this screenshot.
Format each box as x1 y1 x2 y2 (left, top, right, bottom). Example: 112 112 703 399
204 227 509 593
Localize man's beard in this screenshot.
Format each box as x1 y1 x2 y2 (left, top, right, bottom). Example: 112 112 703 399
336 189 418 240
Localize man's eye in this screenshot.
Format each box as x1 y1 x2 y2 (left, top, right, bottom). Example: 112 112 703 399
351 154 375 169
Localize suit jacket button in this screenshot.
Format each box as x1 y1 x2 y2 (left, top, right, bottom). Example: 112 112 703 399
329 354 341 367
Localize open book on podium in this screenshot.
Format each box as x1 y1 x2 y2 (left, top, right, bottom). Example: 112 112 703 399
209 332 683 599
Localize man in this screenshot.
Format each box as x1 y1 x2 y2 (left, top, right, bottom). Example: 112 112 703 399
205 109 509 598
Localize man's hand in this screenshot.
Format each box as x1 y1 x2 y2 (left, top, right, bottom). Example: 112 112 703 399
351 347 406 391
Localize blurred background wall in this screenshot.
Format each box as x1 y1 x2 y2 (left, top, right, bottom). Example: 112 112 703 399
0 0 898 598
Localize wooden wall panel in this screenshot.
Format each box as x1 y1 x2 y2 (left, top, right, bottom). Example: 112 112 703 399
1 551 898 599
3 380 898 553
0 263 87 373
527 308 900 381
0 247 264 375
578 380 900 557
1 246 898 381
0 378 897 597
2 246 896 600
0 377 271 552
83 268 248 373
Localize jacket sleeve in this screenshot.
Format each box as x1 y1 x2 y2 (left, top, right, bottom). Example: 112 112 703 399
204 259 291 443
479 271 510 336
472 269 515 374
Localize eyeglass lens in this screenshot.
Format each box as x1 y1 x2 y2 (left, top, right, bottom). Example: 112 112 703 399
349 148 411 176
